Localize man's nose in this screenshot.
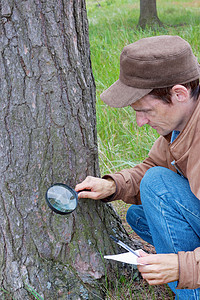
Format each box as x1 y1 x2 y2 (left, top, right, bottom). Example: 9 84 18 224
136 112 149 127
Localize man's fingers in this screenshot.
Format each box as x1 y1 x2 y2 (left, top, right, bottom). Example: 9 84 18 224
137 254 156 266
138 249 149 257
75 184 91 193
138 253 179 285
75 176 93 192
146 279 164 285
75 176 116 200
141 272 167 285
77 191 100 200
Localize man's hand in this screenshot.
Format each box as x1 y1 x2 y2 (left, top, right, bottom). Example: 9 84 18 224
137 250 179 285
75 176 116 200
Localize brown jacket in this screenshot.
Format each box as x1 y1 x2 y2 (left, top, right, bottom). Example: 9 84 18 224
103 98 200 289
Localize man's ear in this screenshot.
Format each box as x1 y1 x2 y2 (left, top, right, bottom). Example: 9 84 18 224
171 85 189 103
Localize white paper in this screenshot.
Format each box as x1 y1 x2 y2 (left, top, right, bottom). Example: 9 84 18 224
104 250 143 265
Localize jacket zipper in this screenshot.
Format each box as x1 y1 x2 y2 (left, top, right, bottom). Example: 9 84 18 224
172 161 185 177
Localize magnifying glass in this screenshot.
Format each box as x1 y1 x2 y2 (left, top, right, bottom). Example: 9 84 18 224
45 183 78 215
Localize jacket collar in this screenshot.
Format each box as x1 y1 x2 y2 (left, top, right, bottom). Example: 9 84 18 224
167 96 200 157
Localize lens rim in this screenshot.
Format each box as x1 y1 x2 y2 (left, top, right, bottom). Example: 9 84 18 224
45 183 78 215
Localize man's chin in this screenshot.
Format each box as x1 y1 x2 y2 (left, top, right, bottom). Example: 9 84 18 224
150 126 170 136
152 127 161 135
155 128 168 136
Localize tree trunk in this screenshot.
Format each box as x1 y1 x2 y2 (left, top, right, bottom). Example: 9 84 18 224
138 0 163 29
0 0 142 299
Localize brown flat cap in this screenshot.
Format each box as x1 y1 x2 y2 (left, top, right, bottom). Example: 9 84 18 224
100 35 200 108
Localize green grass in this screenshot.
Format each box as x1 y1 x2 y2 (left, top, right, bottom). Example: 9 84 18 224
86 0 199 298
104 274 175 300
0 285 44 300
25 285 44 300
86 0 200 175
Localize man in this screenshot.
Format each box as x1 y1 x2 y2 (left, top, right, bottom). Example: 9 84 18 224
75 35 200 299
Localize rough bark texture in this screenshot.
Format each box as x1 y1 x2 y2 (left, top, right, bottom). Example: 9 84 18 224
0 0 142 299
138 0 162 29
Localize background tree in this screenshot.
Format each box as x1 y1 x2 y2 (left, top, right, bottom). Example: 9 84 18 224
138 0 163 29
0 0 141 299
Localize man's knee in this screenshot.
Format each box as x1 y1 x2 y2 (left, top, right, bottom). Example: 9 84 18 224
140 166 174 205
140 166 170 192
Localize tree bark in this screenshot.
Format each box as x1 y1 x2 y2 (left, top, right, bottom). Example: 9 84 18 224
0 0 142 299
138 0 163 29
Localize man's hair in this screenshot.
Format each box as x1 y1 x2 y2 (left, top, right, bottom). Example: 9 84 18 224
149 79 200 104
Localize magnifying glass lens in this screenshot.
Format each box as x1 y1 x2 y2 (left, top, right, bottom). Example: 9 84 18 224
46 184 78 214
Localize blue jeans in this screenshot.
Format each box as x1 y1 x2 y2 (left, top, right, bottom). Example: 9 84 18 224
126 166 200 300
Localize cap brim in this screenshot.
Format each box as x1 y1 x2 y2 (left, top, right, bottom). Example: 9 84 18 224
100 79 153 108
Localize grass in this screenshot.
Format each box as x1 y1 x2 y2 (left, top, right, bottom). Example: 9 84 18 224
86 0 200 174
86 0 200 298
0 285 44 300
105 275 175 300
25 285 44 300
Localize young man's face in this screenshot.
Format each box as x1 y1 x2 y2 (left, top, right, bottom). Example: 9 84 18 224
130 92 194 136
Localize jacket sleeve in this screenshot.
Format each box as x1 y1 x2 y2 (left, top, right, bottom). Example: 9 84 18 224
177 247 200 289
101 136 173 204
101 157 157 204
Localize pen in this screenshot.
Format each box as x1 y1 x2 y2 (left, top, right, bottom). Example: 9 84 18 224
110 235 140 257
